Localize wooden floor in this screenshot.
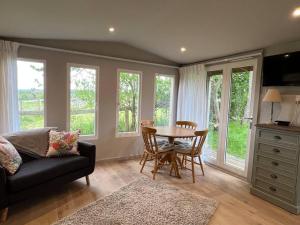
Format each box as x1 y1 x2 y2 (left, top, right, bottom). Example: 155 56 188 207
3 159 300 225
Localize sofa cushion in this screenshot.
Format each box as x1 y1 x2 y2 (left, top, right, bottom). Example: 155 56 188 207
0 136 22 175
46 130 80 157
7 156 89 192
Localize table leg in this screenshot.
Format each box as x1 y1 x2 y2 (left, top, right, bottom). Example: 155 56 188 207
170 152 181 178
168 137 174 144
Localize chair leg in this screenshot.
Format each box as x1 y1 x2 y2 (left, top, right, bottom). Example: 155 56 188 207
191 157 195 183
177 156 183 169
198 155 205 176
85 176 90 186
0 208 8 222
140 153 148 173
181 155 185 168
152 157 158 180
170 164 173 176
139 152 145 165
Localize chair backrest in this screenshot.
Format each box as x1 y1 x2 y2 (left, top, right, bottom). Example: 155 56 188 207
191 129 208 155
176 121 197 129
176 121 197 140
141 120 154 127
141 126 158 155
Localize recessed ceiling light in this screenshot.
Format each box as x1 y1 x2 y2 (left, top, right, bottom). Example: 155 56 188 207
293 7 300 17
180 47 186 52
284 54 290 58
109 27 115 33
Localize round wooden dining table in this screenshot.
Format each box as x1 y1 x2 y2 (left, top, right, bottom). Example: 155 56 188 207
154 126 196 178
154 126 196 143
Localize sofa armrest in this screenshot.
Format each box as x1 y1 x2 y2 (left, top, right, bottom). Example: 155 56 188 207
0 165 7 208
78 142 96 173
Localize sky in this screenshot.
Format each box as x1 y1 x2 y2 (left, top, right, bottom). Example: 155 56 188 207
17 60 44 90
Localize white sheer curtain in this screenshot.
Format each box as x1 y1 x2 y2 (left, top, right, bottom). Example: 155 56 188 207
177 64 207 129
0 40 20 134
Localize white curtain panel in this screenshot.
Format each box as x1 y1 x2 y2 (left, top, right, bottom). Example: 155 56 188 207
0 40 20 134
177 64 207 129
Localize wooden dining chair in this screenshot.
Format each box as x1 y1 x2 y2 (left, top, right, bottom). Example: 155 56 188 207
140 127 174 179
174 129 208 183
139 120 155 164
176 121 198 129
141 120 154 127
175 121 197 144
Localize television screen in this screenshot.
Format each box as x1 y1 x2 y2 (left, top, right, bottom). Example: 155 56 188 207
263 51 300 86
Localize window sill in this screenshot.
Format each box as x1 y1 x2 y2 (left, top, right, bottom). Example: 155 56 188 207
79 135 98 141
115 132 140 138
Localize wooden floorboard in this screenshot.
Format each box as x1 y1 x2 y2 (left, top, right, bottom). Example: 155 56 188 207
3 159 300 225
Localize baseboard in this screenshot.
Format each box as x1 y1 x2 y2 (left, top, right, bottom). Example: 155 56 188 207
96 154 142 163
204 161 248 182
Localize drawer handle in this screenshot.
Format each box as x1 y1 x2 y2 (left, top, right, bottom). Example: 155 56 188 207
269 186 277 192
271 161 279 166
273 148 280 153
273 135 282 140
270 174 278 179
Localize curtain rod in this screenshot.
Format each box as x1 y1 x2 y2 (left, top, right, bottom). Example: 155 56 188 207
18 43 180 69
183 50 263 67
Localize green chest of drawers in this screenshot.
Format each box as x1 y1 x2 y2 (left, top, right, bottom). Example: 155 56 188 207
250 124 300 214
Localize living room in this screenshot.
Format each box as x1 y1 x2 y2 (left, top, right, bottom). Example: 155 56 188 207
0 1 300 225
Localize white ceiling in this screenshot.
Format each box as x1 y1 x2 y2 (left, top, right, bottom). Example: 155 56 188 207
0 0 300 64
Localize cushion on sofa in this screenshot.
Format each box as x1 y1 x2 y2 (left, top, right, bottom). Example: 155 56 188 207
7 156 89 192
0 136 22 175
46 130 80 157
3 127 58 158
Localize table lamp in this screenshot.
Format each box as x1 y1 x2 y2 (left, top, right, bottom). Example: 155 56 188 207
263 88 282 124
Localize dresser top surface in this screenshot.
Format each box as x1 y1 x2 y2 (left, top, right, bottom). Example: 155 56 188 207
256 123 300 133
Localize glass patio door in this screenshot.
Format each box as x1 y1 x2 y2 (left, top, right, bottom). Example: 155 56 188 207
205 59 258 177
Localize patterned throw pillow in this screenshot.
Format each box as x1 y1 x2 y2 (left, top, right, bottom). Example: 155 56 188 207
46 130 80 157
0 136 22 175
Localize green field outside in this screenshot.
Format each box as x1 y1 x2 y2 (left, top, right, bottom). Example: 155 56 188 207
207 121 248 159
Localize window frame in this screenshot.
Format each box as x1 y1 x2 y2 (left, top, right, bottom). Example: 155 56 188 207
66 63 100 140
153 73 175 127
116 69 142 137
17 58 47 129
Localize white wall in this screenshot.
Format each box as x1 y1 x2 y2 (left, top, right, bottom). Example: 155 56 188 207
18 46 179 161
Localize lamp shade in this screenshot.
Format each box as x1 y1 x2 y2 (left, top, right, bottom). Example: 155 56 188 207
263 89 282 103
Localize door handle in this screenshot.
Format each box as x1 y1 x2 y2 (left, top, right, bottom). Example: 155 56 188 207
244 117 253 129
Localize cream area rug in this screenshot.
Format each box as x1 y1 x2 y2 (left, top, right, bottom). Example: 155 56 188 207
54 178 217 225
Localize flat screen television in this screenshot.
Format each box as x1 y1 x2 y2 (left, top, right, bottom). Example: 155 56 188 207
263 50 300 86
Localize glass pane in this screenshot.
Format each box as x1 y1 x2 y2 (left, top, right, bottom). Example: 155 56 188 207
17 60 45 130
70 67 97 136
118 71 140 133
225 67 253 169
206 72 223 160
154 75 174 126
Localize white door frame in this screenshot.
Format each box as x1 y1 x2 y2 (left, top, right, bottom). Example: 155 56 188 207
205 58 260 178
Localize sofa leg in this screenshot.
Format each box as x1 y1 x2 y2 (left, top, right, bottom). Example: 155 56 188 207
0 208 8 222
85 176 90 186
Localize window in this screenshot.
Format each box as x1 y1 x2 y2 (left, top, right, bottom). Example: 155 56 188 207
67 64 98 137
154 74 174 126
116 70 141 136
17 59 45 130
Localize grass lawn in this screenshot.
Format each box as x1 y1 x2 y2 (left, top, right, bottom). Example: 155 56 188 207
70 113 95 135
20 115 44 130
208 121 249 159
